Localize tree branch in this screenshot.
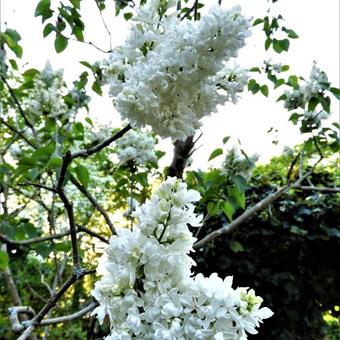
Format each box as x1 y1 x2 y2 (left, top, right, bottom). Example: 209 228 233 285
77 225 109 244
0 226 108 246
17 182 56 192
70 175 116 234
168 136 195 179
0 231 71 246
72 124 132 159
9 301 98 333
0 117 37 149
295 185 340 193
193 172 315 249
16 269 95 339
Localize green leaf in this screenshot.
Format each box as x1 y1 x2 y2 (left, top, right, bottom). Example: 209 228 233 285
23 68 40 81
55 242 71 252
222 201 235 221
91 79 102 95
32 144 54 162
15 227 26 240
124 12 134 21
229 240 245 253
265 37 271 50
207 201 221 217
307 97 319 112
208 148 223 161
43 23 54 37
70 0 81 9
330 87 340 100
75 164 90 189
85 117 94 127
282 27 299 39
46 156 62 168
223 136 230 144
35 0 53 22
248 79 260 94
288 75 299 89
73 122 84 135
54 33 68 53
281 65 290 72
0 250 9 271
260 85 269 97
5 29 21 44
74 26 84 42
230 187 246 209
156 150 166 159
274 78 285 89
273 39 290 53
289 112 301 125
3 29 23 57
250 67 261 73
80 61 93 70
22 222 37 238
9 59 18 70
231 175 248 192
277 93 287 102
320 96 331 113
253 18 263 26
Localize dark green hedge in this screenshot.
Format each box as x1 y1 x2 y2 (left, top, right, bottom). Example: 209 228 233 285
192 165 340 339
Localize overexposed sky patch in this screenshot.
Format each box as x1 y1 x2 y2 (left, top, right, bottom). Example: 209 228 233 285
1 0 339 169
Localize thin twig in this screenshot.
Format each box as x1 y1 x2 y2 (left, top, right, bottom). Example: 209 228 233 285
70 175 115 234
0 226 108 246
72 124 132 159
295 185 340 193
94 0 112 51
16 269 95 339
18 182 56 192
1 75 37 138
286 152 300 184
0 117 37 149
77 225 109 244
0 231 71 246
9 301 98 333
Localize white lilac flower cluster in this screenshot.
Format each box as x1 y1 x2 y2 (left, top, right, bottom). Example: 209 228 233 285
23 62 68 119
222 146 259 181
284 63 330 123
116 129 157 165
92 177 273 339
102 1 251 141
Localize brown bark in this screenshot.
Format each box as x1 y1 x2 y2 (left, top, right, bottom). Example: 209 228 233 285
168 136 195 179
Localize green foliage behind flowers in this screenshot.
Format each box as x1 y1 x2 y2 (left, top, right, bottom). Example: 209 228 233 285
189 154 340 340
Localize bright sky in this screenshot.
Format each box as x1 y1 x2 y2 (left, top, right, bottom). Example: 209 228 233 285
1 0 339 169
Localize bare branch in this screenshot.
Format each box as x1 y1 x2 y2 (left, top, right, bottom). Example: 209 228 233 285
70 175 116 234
17 182 56 192
168 136 195 179
0 226 108 246
16 269 95 339
40 301 98 326
72 124 132 159
8 307 36 333
0 231 71 246
286 152 300 184
0 117 37 149
193 172 315 249
94 0 112 51
295 185 340 193
77 225 109 244
9 301 98 333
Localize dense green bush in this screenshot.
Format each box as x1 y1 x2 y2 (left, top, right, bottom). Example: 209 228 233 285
190 156 340 339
